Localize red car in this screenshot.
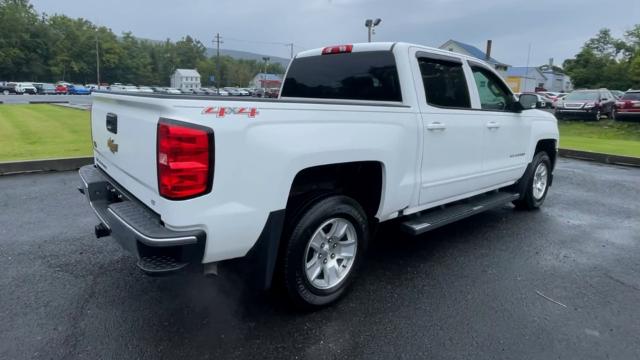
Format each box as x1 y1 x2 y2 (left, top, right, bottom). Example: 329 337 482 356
615 90 640 120
55 84 68 94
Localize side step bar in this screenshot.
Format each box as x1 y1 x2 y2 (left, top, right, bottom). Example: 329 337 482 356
401 191 520 236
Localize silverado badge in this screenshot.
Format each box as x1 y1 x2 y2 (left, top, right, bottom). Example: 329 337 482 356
107 137 119 154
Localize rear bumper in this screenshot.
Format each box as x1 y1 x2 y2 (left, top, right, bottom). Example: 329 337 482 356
78 164 206 275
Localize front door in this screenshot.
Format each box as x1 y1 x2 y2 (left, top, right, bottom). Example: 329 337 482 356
467 64 530 186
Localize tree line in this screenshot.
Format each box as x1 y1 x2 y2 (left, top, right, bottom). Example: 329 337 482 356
0 0 285 86
563 26 640 90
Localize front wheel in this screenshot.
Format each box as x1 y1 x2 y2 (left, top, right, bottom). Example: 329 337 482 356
281 195 368 309
513 152 552 210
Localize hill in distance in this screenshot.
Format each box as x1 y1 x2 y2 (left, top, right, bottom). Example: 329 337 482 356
205 48 291 68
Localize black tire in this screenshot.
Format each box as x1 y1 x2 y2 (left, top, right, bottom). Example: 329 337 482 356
513 151 552 210
281 195 368 309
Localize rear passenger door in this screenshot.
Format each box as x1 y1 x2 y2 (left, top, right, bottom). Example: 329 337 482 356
413 51 485 206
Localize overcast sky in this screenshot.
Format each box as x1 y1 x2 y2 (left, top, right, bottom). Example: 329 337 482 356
31 0 640 66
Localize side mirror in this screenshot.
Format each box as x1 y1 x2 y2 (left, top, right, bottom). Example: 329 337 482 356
517 93 538 111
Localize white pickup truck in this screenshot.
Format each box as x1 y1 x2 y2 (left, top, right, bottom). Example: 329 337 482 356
79 42 558 308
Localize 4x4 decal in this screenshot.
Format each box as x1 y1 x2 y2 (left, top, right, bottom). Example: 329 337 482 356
202 106 259 118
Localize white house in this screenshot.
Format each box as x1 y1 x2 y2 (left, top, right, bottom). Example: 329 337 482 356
504 67 548 93
250 73 283 89
539 60 573 92
439 39 510 78
171 69 201 90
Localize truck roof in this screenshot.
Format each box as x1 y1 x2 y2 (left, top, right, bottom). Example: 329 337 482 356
295 42 491 66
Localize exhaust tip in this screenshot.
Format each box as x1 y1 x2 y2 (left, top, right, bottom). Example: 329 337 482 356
95 223 111 238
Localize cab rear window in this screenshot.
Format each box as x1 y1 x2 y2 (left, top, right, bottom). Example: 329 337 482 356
281 51 402 102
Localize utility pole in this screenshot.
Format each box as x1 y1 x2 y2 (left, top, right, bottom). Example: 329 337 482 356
96 33 101 89
262 57 270 89
287 43 294 59
213 33 223 90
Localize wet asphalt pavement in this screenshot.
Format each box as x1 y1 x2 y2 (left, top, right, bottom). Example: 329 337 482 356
1 159 639 360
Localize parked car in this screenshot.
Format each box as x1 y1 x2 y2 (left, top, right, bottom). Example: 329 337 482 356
179 88 195 94
555 89 616 120
151 87 167 93
80 42 558 308
67 84 91 95
223 87 243 96
55 84 68 94
200 88 217 95
265 87 280 98
137 86 155 93
34 83 57 95
165 88 181 95
217 88 229 96
1 82 17 95
611 90 625 99
550 93 568 108
192 88 207 95
615 90 640 120
13 82 38 94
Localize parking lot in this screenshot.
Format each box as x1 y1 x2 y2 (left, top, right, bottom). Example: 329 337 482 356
0 158 639 359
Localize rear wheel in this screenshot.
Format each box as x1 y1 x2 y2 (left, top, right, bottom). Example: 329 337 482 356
513 151 551 210
281 195 368 309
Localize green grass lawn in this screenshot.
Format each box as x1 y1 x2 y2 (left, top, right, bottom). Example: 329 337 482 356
558 119 640 158
1 105 640 162
0 104 91 162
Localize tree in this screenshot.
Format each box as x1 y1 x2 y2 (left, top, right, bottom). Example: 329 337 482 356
0 0 286 86
564 27 640 90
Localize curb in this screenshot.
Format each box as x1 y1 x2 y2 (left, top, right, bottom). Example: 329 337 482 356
558 149 640 167
28 100 70 104
0 157 93 175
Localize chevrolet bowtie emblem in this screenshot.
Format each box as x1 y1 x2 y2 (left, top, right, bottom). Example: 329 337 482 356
107 137 119 154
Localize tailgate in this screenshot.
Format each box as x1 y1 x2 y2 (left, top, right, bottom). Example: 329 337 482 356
90 93 168 208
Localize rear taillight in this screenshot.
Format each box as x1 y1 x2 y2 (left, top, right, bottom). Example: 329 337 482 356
322 44 353 55
157 119 213 200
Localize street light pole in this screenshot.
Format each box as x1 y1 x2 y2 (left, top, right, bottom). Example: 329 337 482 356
365 18 382 42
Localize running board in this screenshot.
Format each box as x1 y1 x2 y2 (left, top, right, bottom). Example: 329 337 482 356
401 191 520 236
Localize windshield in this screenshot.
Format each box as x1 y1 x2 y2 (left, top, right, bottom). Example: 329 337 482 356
621 92 640 101
564 91 599 101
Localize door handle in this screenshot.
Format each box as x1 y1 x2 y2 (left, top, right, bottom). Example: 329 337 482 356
486 121 500 129
426 122 446 131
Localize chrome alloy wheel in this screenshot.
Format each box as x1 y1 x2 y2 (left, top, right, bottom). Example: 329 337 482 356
304 218 357 290
532 162 548 200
